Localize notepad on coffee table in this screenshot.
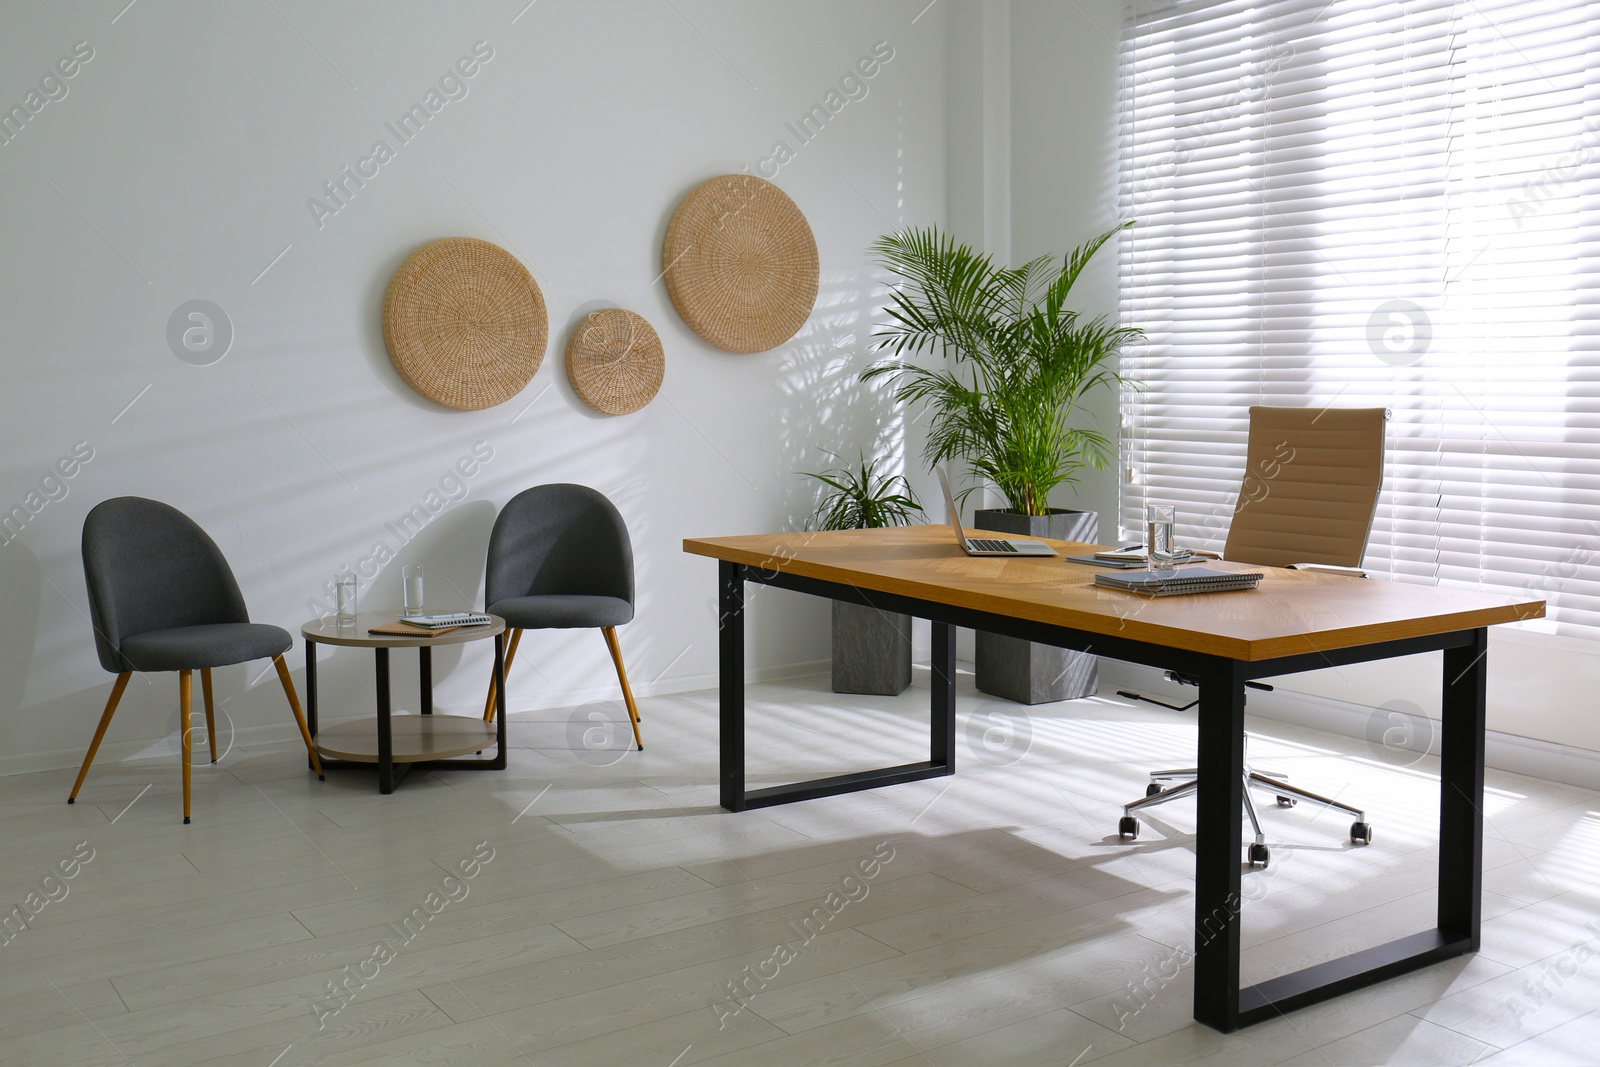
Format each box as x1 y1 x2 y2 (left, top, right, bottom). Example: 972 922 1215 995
1093 567 1264 597
367 613 492 637
366 620 463 637
397 612 493 629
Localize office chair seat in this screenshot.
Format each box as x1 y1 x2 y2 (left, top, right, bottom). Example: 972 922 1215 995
120 623 293 672
488 594 633 630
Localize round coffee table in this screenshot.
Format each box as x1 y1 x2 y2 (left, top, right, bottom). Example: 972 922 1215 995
302 612 508 794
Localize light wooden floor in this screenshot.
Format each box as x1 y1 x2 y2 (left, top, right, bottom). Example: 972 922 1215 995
4 669 1599 1066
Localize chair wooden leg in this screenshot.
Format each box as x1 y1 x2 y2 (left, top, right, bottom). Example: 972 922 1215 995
201 668 218 763
484 628 523 723
272 655 324 780
180 670 193 824
602 626 643 751
68 672 132 804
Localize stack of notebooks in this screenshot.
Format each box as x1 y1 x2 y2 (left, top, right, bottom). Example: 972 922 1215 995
368 613 494 637
1094 567 1264 597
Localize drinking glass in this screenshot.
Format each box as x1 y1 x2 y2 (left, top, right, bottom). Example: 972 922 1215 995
402 565 425 616
334 571 357 627
1146 505 1178 573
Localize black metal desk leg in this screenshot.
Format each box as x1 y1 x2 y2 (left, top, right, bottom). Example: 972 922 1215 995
1192 658 1248 1032
492 631 508 769
376 647 394 794
1439 628 1488 945
305 638 319 771
931 620 956 770
419 647 432 715
720 561 746 812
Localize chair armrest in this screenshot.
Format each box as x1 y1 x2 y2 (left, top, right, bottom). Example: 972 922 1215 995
1286 563 1368 578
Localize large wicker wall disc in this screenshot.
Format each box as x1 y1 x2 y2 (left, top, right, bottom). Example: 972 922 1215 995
382 237 547 410
662 175 819 354
566 309 665 416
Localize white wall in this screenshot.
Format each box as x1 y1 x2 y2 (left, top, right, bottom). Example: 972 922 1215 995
1008 0 1124 530
0 1 949 771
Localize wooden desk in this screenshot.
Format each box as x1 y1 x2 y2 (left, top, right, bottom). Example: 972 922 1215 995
683 525 1545 1032
301 613 508 794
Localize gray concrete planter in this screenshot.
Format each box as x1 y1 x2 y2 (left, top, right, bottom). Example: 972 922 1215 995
831 600 913 696
972 507 1099 705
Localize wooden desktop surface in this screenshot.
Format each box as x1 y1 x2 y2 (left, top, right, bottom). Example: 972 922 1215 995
684 525 1545 662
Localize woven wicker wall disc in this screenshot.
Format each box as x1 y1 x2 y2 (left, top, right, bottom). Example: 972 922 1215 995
662 175 819 354
382 237 547 410
566 309 665 416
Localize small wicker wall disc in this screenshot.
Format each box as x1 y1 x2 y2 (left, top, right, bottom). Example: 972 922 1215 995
662 175 819 354
566 309 665 416
382 237 547 410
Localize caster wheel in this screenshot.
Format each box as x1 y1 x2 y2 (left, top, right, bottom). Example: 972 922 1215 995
1146 782 1163 798
1275 795 1296 808
1248 842 1270 868
1118 815 1140 840
1351 821 1372 845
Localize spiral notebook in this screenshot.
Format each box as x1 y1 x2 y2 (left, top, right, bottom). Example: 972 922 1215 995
367 620 466 637
367 613 492 637
1093 567 1263 597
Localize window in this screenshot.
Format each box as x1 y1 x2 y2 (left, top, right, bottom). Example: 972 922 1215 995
1119 0 1600 637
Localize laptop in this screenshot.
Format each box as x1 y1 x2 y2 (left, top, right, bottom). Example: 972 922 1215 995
938 469 1058 557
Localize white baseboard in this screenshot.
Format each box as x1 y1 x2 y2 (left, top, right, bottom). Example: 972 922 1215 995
0 659 831 779
1099 661 1600 793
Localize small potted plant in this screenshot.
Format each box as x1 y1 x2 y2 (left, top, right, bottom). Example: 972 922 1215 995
862 223 1140 704
802 452 923 695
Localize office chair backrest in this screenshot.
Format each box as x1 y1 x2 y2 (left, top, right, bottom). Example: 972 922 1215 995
1222 406 1386 569
484 483 634 606
82 497 251 672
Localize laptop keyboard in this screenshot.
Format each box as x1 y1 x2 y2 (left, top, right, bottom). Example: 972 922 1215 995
967 538 1017 553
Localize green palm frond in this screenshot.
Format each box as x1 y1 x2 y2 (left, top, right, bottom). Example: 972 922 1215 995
862 221 1141 516
801 452 924 531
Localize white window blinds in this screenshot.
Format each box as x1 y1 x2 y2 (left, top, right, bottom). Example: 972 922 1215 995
1118 0 1600 637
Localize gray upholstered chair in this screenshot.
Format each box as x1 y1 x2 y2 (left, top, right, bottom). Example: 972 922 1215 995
70 497 322 822
481 484 642 750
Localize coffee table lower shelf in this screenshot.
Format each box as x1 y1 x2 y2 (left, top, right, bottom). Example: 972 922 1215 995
315 715 498 763
312 716 499 793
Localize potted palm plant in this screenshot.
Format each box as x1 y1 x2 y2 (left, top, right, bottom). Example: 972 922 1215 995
802 453 923 695
862 223 1140 704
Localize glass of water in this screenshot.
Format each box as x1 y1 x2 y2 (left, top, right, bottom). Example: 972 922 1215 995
402 565 425 616
1146 505 1178 573
334 570 357 627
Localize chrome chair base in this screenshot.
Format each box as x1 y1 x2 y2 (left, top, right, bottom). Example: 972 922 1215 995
1116 738 1371 868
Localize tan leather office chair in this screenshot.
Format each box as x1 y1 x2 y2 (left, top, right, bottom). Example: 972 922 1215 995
1116 406 1386 867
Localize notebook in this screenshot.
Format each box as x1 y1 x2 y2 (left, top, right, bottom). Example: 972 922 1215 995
394 612 493 629
367 613 492 637
1093 567 1264 597
368 620 465 637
